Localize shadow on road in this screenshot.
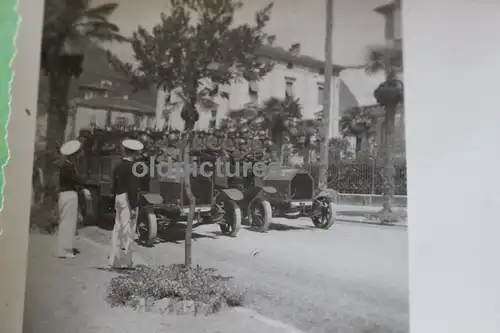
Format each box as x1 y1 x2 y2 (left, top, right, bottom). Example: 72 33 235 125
241 221 317 233
84 213 115 231
155 224 218 244
93 267 135 275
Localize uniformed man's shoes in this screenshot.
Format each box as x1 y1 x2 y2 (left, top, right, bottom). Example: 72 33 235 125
56 252 75 259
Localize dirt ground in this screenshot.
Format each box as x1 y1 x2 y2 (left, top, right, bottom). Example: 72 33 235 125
22 233 290 333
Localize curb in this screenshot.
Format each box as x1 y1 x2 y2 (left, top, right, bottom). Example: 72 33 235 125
336 217 407 228
233 307 308 333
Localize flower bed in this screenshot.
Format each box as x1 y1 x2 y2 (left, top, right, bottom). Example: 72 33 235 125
106 264 245 315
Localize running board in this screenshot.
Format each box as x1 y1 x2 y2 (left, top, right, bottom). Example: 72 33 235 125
181 206 212 214
290 201 313 207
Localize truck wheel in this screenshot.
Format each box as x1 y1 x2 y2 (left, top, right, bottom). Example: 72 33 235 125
248 198 272 232
218 199 242 237
311 197 336 229
137 206 158 245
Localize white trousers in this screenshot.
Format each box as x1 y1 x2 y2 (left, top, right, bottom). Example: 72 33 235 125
109 193 138 268
56 191 78 256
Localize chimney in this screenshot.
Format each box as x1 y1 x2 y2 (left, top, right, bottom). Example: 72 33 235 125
289 43 301 55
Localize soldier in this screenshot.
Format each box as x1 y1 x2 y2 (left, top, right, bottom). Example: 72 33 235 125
109 139 144 269
56 140 85 259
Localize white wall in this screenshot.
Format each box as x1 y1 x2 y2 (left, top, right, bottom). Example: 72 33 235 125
70 105 156 137
167 61 343 137
72 106 108 136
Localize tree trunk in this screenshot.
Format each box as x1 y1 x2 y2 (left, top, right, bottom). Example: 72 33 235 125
379 106 397 221
361 133 370 153
183 134 195 267
275 135 284 163
302 146 310 170
44 71 72 202
182 96 198 267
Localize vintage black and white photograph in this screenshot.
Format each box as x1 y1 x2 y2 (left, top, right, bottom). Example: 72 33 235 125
25 0 407 332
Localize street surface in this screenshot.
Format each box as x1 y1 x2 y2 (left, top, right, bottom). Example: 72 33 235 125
81 218 408 333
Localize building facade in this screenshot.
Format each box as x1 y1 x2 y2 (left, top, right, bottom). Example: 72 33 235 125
65 80 157 140
375 0 402 45
46 44 358 143
166 43 359 138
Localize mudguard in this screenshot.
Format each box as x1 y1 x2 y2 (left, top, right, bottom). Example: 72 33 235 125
314 188 337 202
219 188 244 202
140 192 164 205
261 186 277 194
242 186 275 203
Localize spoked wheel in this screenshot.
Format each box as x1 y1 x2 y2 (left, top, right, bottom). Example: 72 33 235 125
217 199 242 237
137 206 158 246
247 198 273 232
311 197 336 229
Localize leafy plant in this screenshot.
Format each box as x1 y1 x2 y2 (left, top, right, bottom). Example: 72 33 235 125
107 0 275 266
40 0 127 201
255 97 302 163
339 106 377 153
106 264 245 315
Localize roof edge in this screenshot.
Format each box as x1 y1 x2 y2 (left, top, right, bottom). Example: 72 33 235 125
374 2 395 15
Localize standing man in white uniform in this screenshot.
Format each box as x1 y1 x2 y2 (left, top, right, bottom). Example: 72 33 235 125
56 140 84 259
109 139 144 269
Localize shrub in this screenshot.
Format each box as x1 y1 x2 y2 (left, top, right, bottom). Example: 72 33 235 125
30 201 59 234
106 264 245 315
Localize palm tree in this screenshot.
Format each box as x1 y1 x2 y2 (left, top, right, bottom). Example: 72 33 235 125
365 42 404 220
40 0 127 198
289 119 318 170
339 106 377 154
255 97 302 163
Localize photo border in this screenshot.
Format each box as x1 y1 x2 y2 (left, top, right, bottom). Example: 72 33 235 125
1 1 500 333
0 0 44 333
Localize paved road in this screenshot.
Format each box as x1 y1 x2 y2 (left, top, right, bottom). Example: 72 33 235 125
82 219 408 333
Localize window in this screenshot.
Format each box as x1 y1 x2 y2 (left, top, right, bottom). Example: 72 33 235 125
147 117 155 128
393 9 402 40
134 115 142 128
317 84 324 104
285 80 294 98
90 114 97 127
385 12 395 40
248 81 259 103
116 116 127 127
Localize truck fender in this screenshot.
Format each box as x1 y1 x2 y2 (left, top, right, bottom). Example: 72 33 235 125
219 188 244 202
261 186 277 194
314 188 337 202
140 192 164 205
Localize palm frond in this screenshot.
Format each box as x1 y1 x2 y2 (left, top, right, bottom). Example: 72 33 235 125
365 44 403 77
83 3 120 19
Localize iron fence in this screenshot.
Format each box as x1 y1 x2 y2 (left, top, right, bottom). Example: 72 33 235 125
328 160 407 196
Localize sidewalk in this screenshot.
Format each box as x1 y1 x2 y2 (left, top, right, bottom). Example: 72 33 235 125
335 204 408 227
23 233 298 333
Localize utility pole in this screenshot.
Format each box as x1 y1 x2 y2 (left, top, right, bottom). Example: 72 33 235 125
318 0 334 190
